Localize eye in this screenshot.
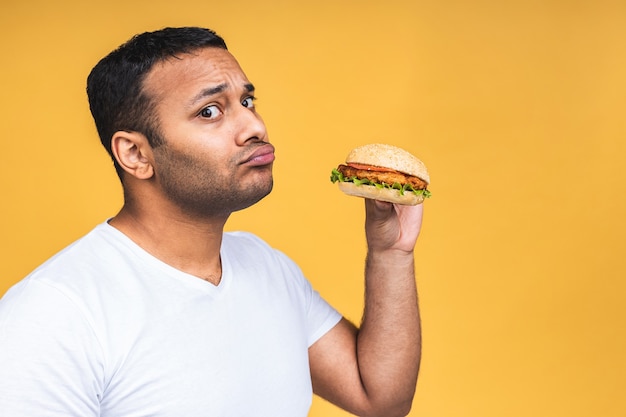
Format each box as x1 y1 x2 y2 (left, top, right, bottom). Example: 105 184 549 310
199 105 222 119
242 96 256 109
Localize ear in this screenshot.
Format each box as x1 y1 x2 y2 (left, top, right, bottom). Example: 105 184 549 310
111 131 155 180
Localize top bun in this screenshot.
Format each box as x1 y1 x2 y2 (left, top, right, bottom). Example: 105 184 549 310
345 143 430 184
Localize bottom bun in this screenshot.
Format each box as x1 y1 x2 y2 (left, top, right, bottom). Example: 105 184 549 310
338 182 425 206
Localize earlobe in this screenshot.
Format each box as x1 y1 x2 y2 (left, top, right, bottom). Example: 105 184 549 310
111 131 155 180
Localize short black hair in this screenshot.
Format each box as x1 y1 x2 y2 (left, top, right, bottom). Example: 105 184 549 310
86 27 228 177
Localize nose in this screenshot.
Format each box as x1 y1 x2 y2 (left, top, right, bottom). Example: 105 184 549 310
235 106 268 146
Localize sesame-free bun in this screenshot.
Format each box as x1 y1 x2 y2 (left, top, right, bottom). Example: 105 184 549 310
338 181 426 205
346 143 430 184
334 143 431 206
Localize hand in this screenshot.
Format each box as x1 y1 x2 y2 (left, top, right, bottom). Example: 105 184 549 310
364 199 423 254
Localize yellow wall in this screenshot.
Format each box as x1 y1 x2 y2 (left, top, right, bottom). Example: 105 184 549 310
1 1 625 416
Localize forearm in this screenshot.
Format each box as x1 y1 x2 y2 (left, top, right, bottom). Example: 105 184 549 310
357 248 421 415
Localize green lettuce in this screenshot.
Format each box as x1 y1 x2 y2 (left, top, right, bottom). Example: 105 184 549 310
330 168 431 198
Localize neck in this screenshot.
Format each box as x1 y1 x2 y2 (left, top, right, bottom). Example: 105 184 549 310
109 202 228 286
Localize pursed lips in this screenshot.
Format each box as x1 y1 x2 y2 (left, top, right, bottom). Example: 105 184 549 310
240 143 275 166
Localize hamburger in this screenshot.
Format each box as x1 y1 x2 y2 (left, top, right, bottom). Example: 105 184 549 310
330 143 431 205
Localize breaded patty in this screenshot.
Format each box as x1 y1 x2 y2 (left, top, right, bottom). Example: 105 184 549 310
337 164 428 190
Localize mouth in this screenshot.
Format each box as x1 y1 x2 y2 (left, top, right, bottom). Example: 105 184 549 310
240 143 275 167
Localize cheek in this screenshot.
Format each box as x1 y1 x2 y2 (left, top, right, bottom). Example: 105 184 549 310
155 126 240 176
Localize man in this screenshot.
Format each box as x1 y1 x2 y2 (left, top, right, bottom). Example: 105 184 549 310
0 27 423 417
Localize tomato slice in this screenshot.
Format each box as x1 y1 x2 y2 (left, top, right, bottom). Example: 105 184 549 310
347 162 392 172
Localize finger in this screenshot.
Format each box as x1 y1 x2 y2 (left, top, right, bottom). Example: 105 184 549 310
364 198 394 219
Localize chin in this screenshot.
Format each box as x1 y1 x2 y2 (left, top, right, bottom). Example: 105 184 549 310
230 178 274 213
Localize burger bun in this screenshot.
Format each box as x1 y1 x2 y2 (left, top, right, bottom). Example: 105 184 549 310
346 143 430 184
338 181 426 206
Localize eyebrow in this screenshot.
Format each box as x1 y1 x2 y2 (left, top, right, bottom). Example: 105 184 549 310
189 82 255 106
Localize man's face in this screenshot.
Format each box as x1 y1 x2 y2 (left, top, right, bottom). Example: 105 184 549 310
142 47 274 217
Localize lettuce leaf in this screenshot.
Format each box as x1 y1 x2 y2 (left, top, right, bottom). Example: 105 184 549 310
330 168 431 198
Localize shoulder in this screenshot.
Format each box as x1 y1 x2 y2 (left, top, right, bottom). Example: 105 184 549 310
221 231 306 284
223 230 271 249
1 222 139 319
19 222 120 285
222 231 287 262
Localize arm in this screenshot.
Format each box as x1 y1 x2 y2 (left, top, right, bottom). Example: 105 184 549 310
309 200 423 417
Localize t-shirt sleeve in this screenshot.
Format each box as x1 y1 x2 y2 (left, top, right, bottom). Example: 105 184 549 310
304 284 343 347
0 278 103 416
268 247 343 347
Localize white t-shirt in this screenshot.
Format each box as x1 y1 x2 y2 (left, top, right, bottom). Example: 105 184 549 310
0 222 342 417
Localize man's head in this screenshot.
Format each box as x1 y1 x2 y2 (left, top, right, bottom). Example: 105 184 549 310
86 27 227 177
87 27 274 218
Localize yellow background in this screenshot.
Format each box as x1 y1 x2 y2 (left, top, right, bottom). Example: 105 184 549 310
1 1 625 416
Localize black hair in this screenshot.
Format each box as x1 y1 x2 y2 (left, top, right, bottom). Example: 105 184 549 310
86 27 228 177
